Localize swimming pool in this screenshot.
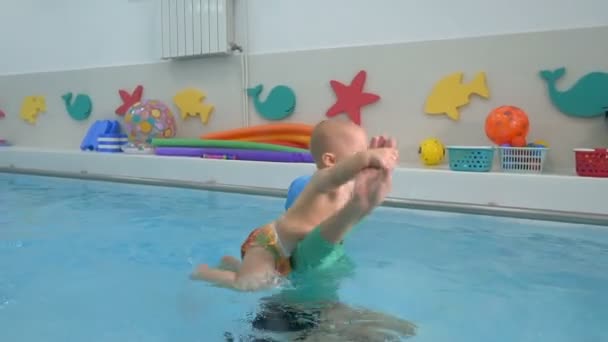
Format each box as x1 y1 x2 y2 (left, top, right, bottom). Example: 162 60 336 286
1 173 607 341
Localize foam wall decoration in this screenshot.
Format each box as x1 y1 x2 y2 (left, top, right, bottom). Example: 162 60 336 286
247 84 296 121
424 72 489 121
173 88 215 125
20 95 47 124
62 92 93 121
539 67 608 118
115 85 144 116
326 70 380 125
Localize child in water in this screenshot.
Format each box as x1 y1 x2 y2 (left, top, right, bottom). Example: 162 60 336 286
191 118 399 290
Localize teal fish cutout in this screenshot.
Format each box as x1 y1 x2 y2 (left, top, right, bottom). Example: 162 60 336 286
247 84 296 121
62 92 93 121
539 67 608 118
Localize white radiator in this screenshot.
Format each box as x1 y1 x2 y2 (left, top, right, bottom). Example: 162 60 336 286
160 0 235 59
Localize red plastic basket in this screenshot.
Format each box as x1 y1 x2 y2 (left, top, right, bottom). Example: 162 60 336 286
574 148 608 177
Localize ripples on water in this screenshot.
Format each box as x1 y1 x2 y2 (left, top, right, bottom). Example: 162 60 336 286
1 173 607 342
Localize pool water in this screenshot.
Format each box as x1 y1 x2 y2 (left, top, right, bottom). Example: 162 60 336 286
1 173 607 342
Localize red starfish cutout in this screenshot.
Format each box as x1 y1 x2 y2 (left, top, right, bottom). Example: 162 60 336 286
115 85 144 116
325 70 380 125
0 109 5 119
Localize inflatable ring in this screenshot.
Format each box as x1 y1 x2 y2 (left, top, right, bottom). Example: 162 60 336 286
285 175 312 210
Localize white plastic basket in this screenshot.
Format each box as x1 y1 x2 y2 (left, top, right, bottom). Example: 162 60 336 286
498 146 548 173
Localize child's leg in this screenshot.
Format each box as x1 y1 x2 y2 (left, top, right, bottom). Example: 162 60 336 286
234 247 279 290
191 247 277 291
190 264 237 285
219 256 241 272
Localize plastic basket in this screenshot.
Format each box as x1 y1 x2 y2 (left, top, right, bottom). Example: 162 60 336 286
447 146 495 172
498 146 548 173
574 148 608 177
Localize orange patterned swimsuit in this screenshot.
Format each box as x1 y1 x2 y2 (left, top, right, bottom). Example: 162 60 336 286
240 224 292 276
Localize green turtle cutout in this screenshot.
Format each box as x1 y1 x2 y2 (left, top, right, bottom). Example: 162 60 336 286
539 67 608 118
62 92 93 121
247 84 296 121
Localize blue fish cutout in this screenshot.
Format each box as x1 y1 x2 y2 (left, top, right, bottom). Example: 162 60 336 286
539 67 608 118
62 92 93 121
247 84 296 121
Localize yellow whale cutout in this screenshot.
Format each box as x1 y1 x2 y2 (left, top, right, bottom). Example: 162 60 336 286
173 88 215 125
20 95 47 124
424 71 489 121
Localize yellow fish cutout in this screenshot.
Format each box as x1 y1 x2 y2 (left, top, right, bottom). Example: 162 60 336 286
424 72 489 121
173 88 215 125
20 95 47 124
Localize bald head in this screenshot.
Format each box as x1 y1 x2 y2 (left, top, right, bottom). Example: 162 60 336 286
310 118 368 168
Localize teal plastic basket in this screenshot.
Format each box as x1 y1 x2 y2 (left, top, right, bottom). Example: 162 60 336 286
447 146 495 172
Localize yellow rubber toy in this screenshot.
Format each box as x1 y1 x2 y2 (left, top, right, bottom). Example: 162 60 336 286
418 138 446 166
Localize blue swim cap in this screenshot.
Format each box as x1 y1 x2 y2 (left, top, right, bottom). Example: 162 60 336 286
285 175 312 210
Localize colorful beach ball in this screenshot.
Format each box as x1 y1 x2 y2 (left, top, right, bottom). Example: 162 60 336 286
124 99 176 143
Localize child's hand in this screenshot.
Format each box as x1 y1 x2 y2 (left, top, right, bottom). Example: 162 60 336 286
369 135 397 149
367 135 399 170
367 148 399 170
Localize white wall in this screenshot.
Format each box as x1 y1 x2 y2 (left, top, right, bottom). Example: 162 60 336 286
247 0 608 54
0 0 160 75
1 0 607 75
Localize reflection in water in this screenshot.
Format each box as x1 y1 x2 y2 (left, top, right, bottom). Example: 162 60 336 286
225 297 417 341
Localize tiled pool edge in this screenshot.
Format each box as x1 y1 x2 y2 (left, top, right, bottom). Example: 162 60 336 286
1 148 607 226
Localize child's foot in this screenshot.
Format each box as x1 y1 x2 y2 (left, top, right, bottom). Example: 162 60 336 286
190 264 209 280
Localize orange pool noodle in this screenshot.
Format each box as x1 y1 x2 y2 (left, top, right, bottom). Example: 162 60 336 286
201 123 313 140
234 134 310 145
257 140 308 149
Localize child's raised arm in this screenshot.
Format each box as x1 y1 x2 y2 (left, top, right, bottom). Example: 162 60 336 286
311 147 398 193
311 151 371 193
